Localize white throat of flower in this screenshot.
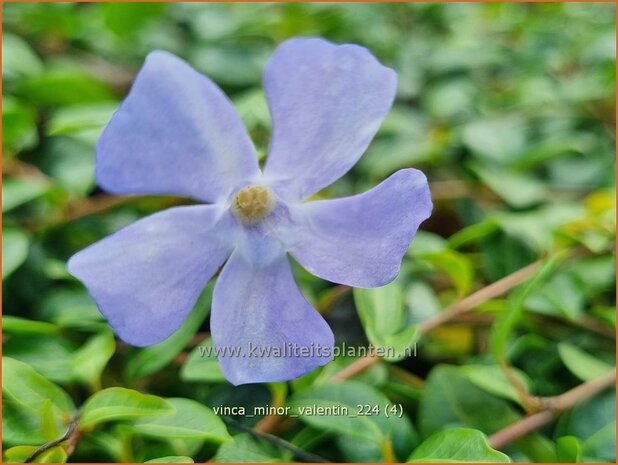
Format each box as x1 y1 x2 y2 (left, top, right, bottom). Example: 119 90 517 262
231 185 276 225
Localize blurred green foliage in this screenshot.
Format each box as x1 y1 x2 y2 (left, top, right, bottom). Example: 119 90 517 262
2 2 616 463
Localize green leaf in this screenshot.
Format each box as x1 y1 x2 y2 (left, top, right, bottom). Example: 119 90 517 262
557 343 614 382
2 33 43 81
40 288 103 329
288 380 416 460
213 433 290 463
406 281 441 324
462 117 527 164
460 365 532 407
448 221 499 250
3 228 30 280
417 249 475 297
490 251 567 362
2 97 38 153
131 397 231 442
17 70 116 107
4 445 38 463
408 231 448 255
556 390 615 462
125 283 213 380
471 163 546 208
556 436 584 463
2 444 66 463
145 457 194 464
2 177 50 212
2 358 75 446
189 44 269 87
103 2 166 37
180 338 226 383
80 387 175 428
418 365 520 437
2 316 59 335
408 428 511 462
34 447 68 463
40 136 95 195
354 280 419 361
525 272 587 320
490 204 583 252
46 102 118 136
3 333 75 384
2 357 74 414
71 330 116 385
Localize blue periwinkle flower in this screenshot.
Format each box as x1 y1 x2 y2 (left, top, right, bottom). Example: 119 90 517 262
68 38 432 385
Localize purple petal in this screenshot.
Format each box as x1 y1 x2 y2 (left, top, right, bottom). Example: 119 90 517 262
263 38 397 200
211 250 334 385
276 169 432 288
68 206 235 346
96 51 260 203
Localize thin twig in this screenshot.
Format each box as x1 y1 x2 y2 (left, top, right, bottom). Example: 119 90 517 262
223 416 330 463
25 411 82 462
488 369 616 449
330 259 544 382
331 353 381 382
417 259 543 334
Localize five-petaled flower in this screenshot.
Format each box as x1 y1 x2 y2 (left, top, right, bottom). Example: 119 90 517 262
68 38 432 385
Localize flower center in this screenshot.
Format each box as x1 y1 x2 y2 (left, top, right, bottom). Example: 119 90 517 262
231 185 276 224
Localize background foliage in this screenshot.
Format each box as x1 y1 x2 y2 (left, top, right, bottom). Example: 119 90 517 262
2 2 616 463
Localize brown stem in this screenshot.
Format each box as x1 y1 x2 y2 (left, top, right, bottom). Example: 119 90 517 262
331 354 381 382
418 259 542 334
25 411 82 462
488 369 616 449
330 259 544 383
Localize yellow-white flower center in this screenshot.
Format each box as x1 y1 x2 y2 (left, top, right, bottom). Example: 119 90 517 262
231 185 276 224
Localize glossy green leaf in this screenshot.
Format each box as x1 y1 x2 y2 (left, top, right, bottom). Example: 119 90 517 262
2 444 67 464
2 357 74 414
2 33 43 81
2 97 38 153
17 70 116 107
80 387 175 428
471 163 546 208
2 177 50 212
408 428 511 462
2 358 75 446
556 436 584 463
462 117 527 164
131 397 230 442
180 338 226 383
354 279 419 361
71 330 116 385
2 316 59 335
558 343 614 382
46 102 118 136
33 446 68 463
40 136 95 195
3 333 76 383
4 445 38 463
460 365 532 407
103 2 166 37
556 390 615 462
3 228 30 280
490 251 567 362
418 249 475 297
288 380 417 460
144 457 194 464
418 365 521 437
213 433 290 463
